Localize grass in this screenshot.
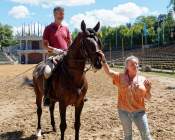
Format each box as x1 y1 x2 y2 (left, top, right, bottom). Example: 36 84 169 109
111 66 175 78
143 71 175 78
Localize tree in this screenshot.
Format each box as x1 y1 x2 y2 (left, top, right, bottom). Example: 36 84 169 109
164 11 175 41
98 26 116 50
71 13 174 51
0 23 17 51
72 28 79 40
135 16 157 44
168 0 175 11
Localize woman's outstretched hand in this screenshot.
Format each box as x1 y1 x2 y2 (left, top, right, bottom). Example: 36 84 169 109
98 50 106 64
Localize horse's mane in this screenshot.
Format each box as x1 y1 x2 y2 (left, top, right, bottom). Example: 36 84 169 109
51 54 71 85
51 33 82 88
68 32 83 51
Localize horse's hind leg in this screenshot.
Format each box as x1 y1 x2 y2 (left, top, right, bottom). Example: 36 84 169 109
59 103 67 140
75 101 84 140
49 101 56 132
34 85 43 137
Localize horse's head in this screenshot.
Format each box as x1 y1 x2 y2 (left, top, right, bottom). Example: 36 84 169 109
78 20 103 70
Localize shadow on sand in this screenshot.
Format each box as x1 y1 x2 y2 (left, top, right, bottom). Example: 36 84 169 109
165 86 175 90
0 130 56 140
0 131 37 140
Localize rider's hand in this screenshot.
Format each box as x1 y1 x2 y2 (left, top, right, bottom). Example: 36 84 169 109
53 48 64 55
53 57 58 65
63 51 68 55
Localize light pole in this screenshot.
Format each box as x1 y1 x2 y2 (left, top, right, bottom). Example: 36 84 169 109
109 40 112 65
142 32 144 55
116 29 118 49
131 30 133 49
157 21 160 47
0 34 4 51
127 23 133 49
162 19 165 44
143 23 147 46
122 37 124 59
158 14 167 45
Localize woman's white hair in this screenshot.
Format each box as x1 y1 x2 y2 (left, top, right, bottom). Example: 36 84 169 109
124 55 139 72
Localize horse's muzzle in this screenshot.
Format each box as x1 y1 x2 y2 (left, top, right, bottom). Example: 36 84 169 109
93 52 102 69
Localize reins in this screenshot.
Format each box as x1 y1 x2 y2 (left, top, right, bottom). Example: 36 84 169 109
5 30 99 83
61 37 95 74
5 65 36 83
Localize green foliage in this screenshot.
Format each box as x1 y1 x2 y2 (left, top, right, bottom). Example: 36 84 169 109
0 23 18 50
168 0 175 11
71 28 79 40
71 13 175 50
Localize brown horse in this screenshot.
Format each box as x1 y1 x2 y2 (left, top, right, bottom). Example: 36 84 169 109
25 20 103 140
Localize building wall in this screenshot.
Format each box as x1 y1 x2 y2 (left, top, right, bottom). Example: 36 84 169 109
18 37 46 64
28 53 43 64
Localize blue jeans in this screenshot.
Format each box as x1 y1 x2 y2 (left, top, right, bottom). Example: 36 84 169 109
118 109 152 140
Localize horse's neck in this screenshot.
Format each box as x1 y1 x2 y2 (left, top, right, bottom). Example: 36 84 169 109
64 44 86 83
66 47 86 71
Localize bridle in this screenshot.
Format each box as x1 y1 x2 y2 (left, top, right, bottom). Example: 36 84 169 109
79 34 102 72
81 31 102 57
66 32 101 73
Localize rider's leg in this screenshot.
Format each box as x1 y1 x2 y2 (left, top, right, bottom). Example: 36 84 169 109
43 60 55 106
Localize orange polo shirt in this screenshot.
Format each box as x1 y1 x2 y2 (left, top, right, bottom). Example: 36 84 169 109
113 72 148 112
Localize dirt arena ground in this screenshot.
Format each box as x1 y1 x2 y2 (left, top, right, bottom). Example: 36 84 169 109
0 65 175 140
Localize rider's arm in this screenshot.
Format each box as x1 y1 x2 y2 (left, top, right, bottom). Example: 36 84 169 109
42 40 64 54
42 39 53 52
67 37 72 47
66 28 72 47
43 40 64 54
42 27 64 55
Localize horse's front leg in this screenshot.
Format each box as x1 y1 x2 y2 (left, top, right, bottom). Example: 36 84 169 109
75 101 84 140
49 100 56 132
59 102 67 140
36 94 42 137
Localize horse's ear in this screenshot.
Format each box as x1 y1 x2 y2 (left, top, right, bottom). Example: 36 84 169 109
81 20 86 32
93 22 100 32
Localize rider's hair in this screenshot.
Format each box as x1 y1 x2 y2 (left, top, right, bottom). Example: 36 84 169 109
53 6 64 13
124 55 139 73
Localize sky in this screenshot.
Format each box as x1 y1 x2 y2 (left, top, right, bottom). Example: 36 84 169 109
0 0 171 34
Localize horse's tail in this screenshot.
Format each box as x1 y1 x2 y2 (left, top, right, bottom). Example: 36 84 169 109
21 76 34 87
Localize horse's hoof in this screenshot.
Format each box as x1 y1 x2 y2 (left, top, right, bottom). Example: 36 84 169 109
43 98 50 106
36 129 42 137
84 97 88 102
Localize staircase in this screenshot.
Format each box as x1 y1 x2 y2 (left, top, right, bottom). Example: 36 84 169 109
0 51 13 64
105 44 175 70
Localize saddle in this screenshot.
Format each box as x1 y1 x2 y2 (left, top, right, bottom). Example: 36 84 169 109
33 54 65 79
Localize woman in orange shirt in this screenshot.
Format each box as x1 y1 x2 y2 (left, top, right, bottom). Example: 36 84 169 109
100 52 152 140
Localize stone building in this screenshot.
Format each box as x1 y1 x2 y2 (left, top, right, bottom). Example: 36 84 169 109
17 23 48 64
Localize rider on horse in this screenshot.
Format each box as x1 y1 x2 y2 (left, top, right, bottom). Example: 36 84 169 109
42 6 72 106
